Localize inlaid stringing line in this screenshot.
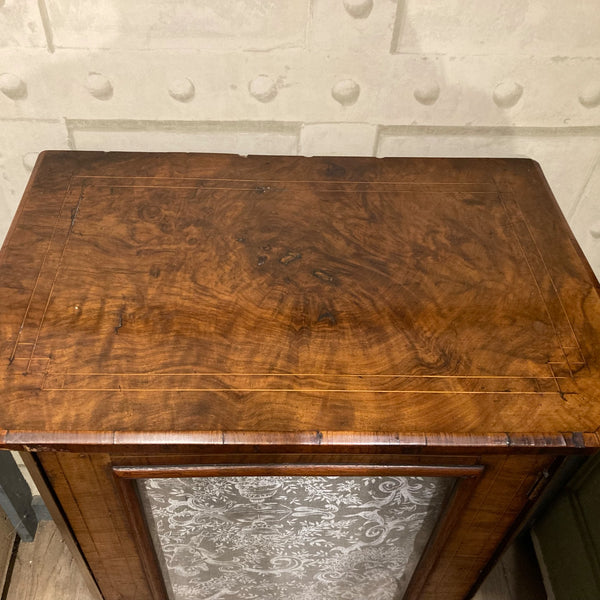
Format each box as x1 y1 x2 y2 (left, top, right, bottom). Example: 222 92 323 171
25 185 86 374
10 177 75 365
504 183 585 364
497 189 575 379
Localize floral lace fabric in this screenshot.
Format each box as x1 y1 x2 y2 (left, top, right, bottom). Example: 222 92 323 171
139 475 452 600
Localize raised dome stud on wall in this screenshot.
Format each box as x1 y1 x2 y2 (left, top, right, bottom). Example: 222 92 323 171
249 75 278 103
343 0 373 19
579 82 600 108
22 153 38 172
414 81 441 105
492 81 523 108
168 78 195 103
0 73 27 100
86 72 113 100
331 79 360 106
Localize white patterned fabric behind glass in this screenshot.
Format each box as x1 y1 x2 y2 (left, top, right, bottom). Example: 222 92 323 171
138 476 453 600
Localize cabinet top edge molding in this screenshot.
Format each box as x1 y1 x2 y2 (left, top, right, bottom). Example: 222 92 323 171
1 152 599 450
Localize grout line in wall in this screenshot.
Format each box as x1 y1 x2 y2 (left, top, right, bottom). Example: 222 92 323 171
296 122 379 157
0 118 62 124
378 124 600 138
62 119 304 155
63 118 303 136
36 0 55 54
565 149 600 221
54 121 600 139
64 117 76 151
295 124 302 156
1 44 599 61
304 0 314 52
371 124 381 157
390 0 407 55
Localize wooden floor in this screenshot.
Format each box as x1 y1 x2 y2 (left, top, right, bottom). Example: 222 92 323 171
0 510 15 594
1 518 546 600
2 521 98 600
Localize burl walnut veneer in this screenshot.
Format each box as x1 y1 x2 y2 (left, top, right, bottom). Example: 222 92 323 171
1 152 599 599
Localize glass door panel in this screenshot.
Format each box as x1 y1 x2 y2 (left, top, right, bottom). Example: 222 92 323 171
138 475 453 600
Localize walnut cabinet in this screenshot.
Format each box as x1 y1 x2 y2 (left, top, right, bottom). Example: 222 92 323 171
1 153 599 599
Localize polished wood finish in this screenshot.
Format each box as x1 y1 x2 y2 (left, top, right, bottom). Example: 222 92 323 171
1 152 600 445
116 467 169 600
112 463 484 479
1 152 599 599
18 452 102 600
404 471 482 600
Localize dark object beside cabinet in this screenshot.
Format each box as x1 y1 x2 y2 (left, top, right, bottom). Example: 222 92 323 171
0 152 599 599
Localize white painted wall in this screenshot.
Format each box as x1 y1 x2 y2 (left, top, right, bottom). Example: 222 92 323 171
1 0 600 277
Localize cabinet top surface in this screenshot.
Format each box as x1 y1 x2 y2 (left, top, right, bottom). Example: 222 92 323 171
1 152 599 450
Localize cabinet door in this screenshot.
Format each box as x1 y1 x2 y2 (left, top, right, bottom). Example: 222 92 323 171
138 474 448 599
116 464 480 600
35 451 558 600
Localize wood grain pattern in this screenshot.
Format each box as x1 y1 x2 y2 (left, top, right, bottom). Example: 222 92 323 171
17 452 102 600
115 472 169 600
37 451 154 600
0 153 599 446
112 463 484 479
404 471 482 600
1 153 599 600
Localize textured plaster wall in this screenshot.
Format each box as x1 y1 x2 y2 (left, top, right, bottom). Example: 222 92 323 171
1 0 600 276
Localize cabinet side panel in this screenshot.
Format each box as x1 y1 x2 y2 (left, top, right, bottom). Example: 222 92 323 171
19 452 102 600
420 454 558 599
37 451 153 600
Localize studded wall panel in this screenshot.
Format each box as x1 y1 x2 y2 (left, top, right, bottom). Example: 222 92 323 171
1 0 599 275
